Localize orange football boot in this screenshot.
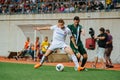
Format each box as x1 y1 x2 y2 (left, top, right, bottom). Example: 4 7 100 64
34 63 42 69
77 66 84 71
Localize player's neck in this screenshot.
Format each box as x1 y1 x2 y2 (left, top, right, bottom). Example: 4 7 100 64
74 24 79 27
58 25 65 30
61 27 65 30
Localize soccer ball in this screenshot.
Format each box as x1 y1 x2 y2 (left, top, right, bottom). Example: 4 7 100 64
56 63 64 72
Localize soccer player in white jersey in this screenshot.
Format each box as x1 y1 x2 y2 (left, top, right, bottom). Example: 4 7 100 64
34 19 84 71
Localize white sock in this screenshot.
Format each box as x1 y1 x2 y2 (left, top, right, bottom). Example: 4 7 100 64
71 54 79 68
40 56 46 64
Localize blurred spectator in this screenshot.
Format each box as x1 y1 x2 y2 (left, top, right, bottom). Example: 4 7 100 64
81 2 87 12
53 2 61 13
1 0 5 4
92 27 108 69
60 4 65 12
69 4 75 12
28 43 35 60
1 4 7 14
64 4 69 13
41 3 47 13
47 3 52 13
34 37 41 61
104 29 114 68
40 36 50 61
41 36 50 54
15 37 33 60
98 2 104 10
106 0 112 11
113 0 117 7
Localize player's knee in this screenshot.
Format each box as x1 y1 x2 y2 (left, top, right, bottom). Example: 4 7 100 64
83 54 88 59
76 53 81 58
65 46 72 51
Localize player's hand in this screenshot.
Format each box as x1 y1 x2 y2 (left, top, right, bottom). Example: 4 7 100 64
74 45 78 49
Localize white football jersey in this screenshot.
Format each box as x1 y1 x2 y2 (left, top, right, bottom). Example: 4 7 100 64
50 25 71 43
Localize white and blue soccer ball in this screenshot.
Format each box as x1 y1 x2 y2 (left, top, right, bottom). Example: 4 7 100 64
56 63 64 72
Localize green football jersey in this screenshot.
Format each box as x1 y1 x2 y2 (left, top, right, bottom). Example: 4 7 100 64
68 24 83 46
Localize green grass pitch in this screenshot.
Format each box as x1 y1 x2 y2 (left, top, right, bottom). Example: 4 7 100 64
0 62 120 80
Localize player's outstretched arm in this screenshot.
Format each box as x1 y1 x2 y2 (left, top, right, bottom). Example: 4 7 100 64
34 26 51 31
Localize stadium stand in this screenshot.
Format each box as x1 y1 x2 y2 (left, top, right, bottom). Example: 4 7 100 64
0 0 120 14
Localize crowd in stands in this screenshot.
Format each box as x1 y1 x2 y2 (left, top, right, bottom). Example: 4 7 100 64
0 0 120 14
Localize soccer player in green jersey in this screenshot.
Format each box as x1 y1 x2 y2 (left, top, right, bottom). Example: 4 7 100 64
68 16 88 67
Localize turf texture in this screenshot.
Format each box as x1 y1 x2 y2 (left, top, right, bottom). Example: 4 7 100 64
0 62 120 80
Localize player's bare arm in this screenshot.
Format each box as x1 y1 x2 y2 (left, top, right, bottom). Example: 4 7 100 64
34 26 51 31
70 36 78 49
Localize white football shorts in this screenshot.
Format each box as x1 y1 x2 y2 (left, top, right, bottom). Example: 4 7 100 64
48 41 69 51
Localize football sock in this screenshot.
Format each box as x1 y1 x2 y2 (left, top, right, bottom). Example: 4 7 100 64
71 54 79 67
40 56 46 65
77 57 80 62
81 58 87 67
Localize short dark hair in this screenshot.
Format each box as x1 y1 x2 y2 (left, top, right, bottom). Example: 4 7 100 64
36 37 39 40
106 29 110 33
27 37 30 40
99 27 105 33
74 16 80 20
58 19 64 24
45 36 48 39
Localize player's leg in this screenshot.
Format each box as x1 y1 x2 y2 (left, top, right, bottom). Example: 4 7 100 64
34 49 53 69
78 44 88 67
70 44 81 62
40 49 53 64
64 46 84 71
34 43 57 69
81 54 88 67
76 53 81 62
